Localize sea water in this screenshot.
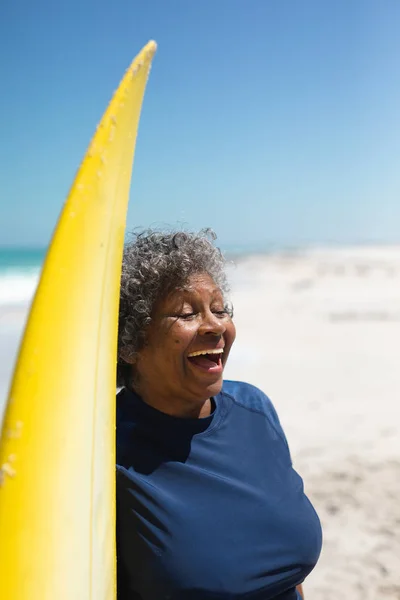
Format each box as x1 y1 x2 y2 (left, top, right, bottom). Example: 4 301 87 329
0 248 44 416
0 248 44 307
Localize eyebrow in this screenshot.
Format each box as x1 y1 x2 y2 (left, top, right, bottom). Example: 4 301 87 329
181 286 222 296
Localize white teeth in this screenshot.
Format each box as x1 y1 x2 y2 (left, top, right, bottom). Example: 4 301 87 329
187 349 224 357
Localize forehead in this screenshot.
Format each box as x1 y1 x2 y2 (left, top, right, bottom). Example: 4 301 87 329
158 273 222 310
181 272 221 294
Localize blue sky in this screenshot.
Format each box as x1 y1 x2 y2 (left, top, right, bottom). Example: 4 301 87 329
1 0 400 249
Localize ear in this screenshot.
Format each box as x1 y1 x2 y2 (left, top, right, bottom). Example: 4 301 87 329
119 347 137 365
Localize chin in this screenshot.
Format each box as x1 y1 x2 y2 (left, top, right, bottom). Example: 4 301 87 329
204 378 224 398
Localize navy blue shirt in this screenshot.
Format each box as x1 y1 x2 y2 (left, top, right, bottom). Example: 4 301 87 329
116 381 322 600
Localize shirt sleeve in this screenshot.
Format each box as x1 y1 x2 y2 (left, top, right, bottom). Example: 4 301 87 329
259 388 293 465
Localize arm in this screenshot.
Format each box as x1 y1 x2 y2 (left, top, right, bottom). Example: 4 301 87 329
296 584 304 598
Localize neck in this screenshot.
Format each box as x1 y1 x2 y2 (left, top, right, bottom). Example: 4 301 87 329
131 385 212 419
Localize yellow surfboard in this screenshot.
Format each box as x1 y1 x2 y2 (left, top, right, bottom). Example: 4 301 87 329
0 41 156 599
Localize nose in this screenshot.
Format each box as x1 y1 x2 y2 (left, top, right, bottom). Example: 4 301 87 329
198 309 226 336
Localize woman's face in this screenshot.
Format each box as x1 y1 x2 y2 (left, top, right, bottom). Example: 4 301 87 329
133 272 236 415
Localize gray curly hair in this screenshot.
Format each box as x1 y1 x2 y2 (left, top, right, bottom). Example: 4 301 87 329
117 228 232 387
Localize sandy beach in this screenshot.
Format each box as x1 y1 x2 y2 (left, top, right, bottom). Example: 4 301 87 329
1 246 399 599
225 246 400 599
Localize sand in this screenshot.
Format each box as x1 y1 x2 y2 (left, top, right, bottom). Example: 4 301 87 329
225 246 400 599
1 246 400 598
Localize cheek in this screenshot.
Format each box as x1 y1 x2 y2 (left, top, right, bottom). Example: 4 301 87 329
227 321 236 347
170 321 196 347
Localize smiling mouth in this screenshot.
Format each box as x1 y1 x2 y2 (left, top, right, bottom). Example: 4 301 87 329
187 349 224 372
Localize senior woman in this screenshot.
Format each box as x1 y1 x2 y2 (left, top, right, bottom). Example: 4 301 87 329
116 229 322 600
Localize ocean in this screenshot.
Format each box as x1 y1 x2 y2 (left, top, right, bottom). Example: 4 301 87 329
0 248 46 411
0 247 45 308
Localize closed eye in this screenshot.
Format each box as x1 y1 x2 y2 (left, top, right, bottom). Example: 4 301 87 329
170 308 232 320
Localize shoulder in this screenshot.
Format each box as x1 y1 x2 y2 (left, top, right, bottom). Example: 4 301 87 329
221 380 289 447
222 380 277 419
